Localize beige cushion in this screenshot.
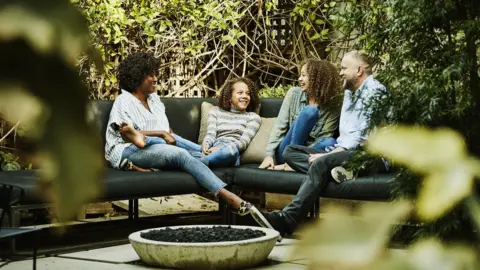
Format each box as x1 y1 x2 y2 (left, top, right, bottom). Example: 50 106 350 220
240 117 276 164
198 101 274 164
198 102 217 144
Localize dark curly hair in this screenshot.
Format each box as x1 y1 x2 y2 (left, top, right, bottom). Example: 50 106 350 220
217 77 260 113
118 52 159 93
302 59 342 108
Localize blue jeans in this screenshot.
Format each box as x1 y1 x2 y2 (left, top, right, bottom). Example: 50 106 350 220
207 143 240 167
311 137 337 151
276 105 319 164
122 143 227 195
122 134 208 165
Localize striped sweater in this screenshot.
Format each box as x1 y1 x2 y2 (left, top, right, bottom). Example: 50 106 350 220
203 108 261 152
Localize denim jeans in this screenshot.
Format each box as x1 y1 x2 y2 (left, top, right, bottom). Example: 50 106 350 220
122 143 227 195
122 134 208 165
311 137 337 151
207 143 240 167
276 105 318 164
281 145 353 233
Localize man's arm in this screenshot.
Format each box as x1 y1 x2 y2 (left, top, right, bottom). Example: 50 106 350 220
308 147 345 164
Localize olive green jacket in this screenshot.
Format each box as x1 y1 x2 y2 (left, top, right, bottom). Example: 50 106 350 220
265 87 340 157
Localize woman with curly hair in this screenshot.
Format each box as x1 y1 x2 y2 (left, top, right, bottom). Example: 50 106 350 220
259 59 341 170
201 77 261 167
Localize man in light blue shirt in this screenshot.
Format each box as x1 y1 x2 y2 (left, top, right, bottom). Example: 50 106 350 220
251 51 389 239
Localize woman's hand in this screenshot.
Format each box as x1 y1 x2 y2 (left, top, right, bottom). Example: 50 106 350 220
259 156 275 169
160 131 176 145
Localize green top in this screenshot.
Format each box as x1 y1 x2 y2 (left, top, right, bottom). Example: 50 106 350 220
265 87 340 157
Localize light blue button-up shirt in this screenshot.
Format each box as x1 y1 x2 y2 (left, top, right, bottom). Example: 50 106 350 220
335 75 387 150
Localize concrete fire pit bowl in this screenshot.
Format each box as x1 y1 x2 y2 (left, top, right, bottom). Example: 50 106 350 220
129 225 279 269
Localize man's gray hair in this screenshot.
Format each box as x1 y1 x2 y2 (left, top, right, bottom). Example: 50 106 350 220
345 50 373 75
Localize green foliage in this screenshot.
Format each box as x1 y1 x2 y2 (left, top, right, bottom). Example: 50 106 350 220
74 0 338 99
332 0 480 240
75 0 253 98
0 151 22 171
297 127 480 269
0 0 103 223
259 84 293 98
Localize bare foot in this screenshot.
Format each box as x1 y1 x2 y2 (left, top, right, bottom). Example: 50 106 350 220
120 159 152 172
131 164 153 172
119 123 146 148
284 164 295 172
273 164 286 171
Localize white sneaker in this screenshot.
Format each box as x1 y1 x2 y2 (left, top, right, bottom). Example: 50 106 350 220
331 166 354 183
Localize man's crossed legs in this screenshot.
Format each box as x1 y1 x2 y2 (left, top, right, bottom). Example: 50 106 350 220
252 145 352 239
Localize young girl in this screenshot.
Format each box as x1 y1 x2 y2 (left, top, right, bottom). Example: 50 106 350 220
116 77 260 170
202 77 261 167
259 59 342 170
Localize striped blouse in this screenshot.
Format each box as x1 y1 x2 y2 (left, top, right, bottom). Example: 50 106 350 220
203 108 261 152
105 90 170 168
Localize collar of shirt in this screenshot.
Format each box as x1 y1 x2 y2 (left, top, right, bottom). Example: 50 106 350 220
353 75 374 98
120 89 154 103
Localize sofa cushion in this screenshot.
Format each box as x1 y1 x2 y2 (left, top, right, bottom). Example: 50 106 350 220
162 98 216 143
233 167 395 201
100 168 231 201
0 168 233 205
240 118 276 164
198 102 217 144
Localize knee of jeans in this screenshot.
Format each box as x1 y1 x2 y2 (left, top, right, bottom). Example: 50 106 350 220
282 145 297 162
323 137 337 146
301 105 319 119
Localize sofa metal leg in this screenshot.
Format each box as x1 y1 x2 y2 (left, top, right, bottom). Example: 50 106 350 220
128 199 134 220
9 207 21 228
219 201 227 225
8 207 21 254
32 231 38 270
313 198 320 218
133 199 139 220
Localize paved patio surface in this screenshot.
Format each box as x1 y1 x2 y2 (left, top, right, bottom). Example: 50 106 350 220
1 238 309 270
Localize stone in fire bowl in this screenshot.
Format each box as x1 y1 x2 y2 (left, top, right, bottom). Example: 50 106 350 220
129 225 280 269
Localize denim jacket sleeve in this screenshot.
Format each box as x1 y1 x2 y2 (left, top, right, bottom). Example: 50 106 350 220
265 88 296 157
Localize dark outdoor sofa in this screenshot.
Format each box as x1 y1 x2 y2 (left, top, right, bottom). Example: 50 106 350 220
0 98 395 228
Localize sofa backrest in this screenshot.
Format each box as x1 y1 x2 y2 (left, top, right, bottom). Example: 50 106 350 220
92 97 283 148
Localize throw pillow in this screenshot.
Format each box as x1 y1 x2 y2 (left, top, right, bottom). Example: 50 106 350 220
240 117 276 164
198 102 217 144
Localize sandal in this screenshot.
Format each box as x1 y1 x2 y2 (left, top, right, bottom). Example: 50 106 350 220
120 159 134 171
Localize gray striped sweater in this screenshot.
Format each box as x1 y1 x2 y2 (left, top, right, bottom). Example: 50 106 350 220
203 108 261 152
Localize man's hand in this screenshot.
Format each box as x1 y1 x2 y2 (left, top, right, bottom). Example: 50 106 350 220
259 156 275 169
207 146 222 154
308 153 325 164
161 132 176 145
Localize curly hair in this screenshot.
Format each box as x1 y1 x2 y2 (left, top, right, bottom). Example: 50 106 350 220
217 77 260 112
118 52 160 93
302 59 342 108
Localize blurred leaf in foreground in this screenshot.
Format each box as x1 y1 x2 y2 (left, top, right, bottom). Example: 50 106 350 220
373 239 478 270
0 0 104 223
367 126 480 222
293 201 411 269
